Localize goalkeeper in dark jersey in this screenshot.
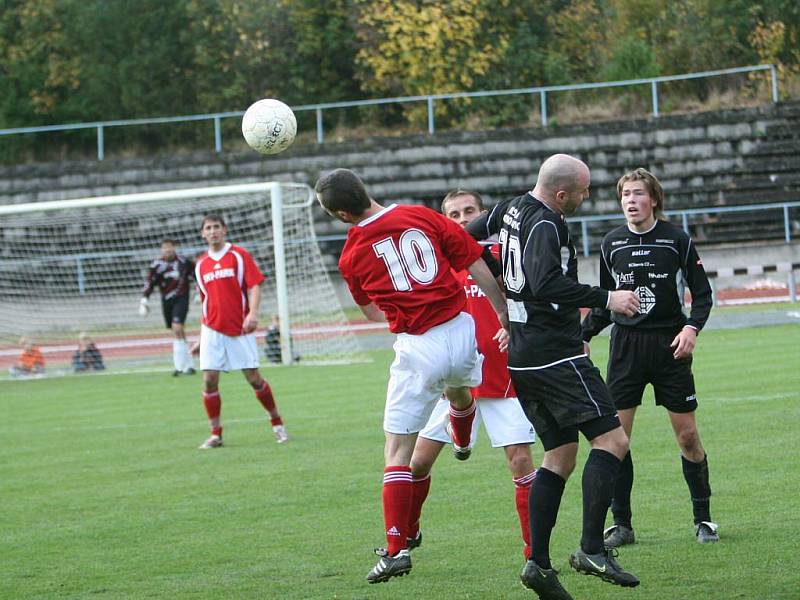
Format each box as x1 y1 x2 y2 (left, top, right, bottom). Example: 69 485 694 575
140 238 196 376
582 168 717 546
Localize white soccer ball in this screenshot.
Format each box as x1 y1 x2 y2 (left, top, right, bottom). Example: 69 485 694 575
241 99 297 155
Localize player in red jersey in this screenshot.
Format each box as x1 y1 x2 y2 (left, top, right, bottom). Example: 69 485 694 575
192 213 288 449
315 169 509 584
408 189 537 561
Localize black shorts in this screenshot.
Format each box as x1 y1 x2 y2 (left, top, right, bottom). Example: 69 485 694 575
606 325 697 414
162 294 189 329
511 356 620 451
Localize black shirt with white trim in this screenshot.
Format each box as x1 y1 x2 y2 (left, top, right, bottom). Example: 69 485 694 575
581 219 712 341
468 193 609 369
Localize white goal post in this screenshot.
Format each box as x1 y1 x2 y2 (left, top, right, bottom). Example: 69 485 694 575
0 182 367 370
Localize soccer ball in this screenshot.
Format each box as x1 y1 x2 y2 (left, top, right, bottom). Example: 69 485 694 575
241 99 297 155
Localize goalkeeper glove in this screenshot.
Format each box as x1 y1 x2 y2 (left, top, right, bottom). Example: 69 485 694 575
138 297 150 316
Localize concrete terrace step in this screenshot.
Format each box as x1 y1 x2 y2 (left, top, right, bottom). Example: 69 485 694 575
1 102 798 252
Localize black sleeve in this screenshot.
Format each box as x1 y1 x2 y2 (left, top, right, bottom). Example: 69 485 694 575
465 211 490 241
479 245 502 279
525 220 609 308
581 244 614 341
466 198 510 241
142 262 159 298
186 257 196 281
683 239 713 331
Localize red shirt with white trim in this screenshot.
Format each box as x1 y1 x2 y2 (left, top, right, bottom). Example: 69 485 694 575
339 204 484 335
195 243 265 336
456 242 515 399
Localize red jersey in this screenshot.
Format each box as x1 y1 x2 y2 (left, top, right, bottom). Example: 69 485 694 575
339 204 484 334
195 243 265 336
456 243 514 399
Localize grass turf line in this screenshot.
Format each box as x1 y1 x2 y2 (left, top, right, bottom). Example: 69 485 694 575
2 324 798 599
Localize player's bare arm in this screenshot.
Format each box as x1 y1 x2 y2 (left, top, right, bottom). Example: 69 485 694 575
358 302 387 323
466 258 509 330
670 325 697 359
242 283 262 334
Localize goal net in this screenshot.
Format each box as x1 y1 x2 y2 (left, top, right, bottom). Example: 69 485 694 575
0 182 368 374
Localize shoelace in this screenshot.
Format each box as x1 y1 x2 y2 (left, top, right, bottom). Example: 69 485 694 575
604 547 625 571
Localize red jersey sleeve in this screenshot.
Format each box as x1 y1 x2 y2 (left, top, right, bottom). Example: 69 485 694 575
239 247 266 289
340 255 370 306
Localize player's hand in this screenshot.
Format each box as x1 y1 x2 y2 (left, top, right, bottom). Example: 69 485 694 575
189 340 200 356
493 327 510 353
242 313 259 334
608 290 639 317
138 297 149 317
670 326 697 360
583 341 591 357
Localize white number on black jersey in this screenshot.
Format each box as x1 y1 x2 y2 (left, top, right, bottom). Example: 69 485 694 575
498 229 525 293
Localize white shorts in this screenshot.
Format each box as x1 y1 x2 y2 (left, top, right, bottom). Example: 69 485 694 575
420 396 536 448
199 324 259 371
384 312 483 435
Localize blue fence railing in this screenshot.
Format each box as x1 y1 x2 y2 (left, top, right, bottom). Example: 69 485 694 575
3 201 796 296
314 200 800 257
0 65 779 161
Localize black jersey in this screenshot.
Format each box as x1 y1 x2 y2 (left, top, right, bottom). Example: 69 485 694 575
142 255 195 301
469 193 609 369
581 219 712 341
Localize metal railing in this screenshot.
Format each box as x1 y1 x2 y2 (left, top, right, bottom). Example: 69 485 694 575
314 200 800 258
573 200 799 257
3 201 796 297
0 65 779 161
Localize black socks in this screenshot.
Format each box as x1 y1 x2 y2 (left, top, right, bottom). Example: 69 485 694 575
611 450 634 528
529 467 566 570
581 449 622 554
682 453 712 524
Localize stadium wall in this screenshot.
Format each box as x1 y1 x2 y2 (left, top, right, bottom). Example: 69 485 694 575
2 101 798 285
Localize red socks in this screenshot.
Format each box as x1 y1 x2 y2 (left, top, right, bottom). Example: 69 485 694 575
514 470 536 560
448 400 476 448
382 466 413 555
407 474 431 540
255 380 283 425
203 391 222 436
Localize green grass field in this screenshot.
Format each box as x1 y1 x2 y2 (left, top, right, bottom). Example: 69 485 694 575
3 324 798 599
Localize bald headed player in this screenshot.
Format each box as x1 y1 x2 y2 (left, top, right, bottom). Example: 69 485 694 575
467 154 641 600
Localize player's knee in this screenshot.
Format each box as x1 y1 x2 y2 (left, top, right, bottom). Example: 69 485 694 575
677 428 701 455
506 447 534 475
560 457 577 478
248 376 265 390
409 460 430 479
